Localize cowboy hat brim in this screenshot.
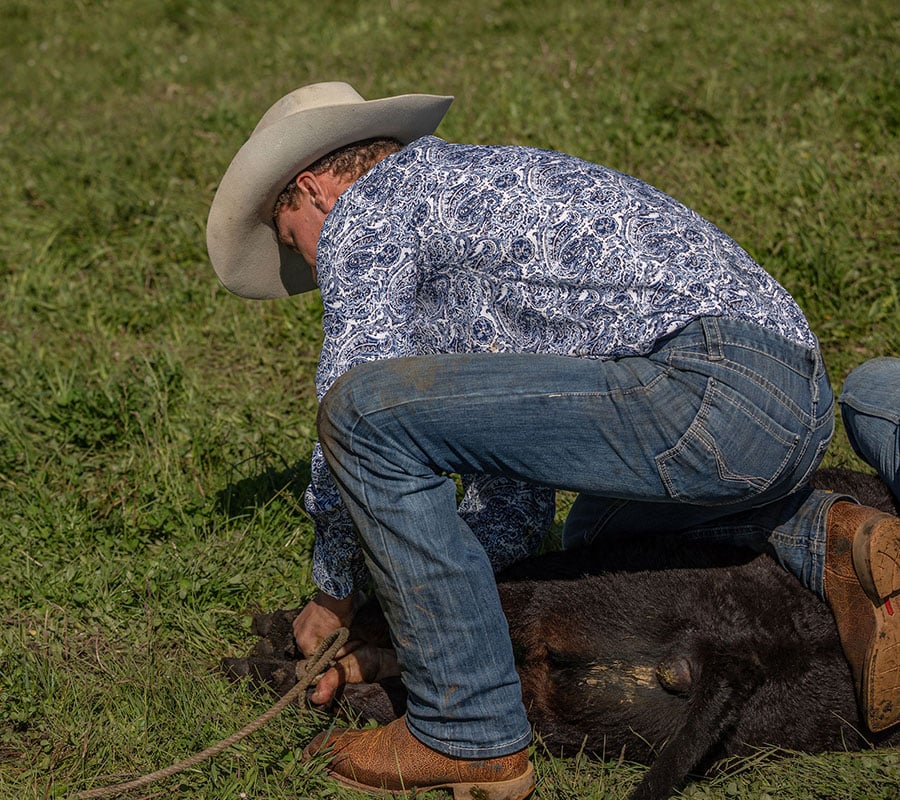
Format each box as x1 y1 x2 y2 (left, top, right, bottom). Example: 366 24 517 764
207 89 454 299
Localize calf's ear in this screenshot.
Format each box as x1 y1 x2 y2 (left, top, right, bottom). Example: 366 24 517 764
628 648 763 800
656 654 694 694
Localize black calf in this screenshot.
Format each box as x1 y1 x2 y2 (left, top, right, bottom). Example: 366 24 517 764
222 468 900 800
497 540 899 800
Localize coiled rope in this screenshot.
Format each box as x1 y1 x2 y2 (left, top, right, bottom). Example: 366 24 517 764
74 627 350 799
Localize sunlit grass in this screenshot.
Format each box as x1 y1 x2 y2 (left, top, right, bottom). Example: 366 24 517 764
1 0 898 797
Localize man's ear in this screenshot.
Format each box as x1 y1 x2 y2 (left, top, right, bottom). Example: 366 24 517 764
297 170 346 214
293 172 321 206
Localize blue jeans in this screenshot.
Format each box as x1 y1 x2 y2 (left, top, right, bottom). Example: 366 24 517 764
317 317 835 758
840 357 900 501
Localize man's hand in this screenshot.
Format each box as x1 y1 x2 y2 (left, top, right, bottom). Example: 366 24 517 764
292 590 358 658
293 591 400 705
308 640 399 705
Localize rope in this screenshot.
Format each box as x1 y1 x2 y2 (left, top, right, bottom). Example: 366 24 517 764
74 627 350 799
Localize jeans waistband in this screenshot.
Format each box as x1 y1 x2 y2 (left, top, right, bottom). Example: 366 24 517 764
658 316 823 372
702 317 825 402
656 316 832 422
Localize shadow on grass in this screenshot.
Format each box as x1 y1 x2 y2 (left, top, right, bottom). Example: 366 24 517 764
215 452 311 519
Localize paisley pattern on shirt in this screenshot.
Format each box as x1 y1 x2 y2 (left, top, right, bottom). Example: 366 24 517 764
305 136 815 597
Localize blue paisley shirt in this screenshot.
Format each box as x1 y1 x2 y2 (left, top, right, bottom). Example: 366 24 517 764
305 136 816 598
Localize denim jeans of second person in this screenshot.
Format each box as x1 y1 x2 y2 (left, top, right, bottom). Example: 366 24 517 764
839 356 900 500
316 317 835 759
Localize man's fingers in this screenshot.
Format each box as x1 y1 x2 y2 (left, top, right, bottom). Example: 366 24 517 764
309 666 344 705
308 645 400 704
334 637 365 661
309 658 366 705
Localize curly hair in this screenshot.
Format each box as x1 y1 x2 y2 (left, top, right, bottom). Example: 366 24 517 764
273 137 403 221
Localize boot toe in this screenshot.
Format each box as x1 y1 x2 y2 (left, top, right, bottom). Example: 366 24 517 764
301 717 534 799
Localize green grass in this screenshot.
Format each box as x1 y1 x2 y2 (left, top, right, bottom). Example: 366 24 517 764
1 0 898 797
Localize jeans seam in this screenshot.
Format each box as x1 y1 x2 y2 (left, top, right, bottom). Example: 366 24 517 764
344 413 447 716
409 721 531 758
791 415 835 490
352 373 674 417
839 394 900 423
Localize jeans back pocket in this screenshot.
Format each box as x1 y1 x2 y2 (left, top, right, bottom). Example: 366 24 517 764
655 377 800 506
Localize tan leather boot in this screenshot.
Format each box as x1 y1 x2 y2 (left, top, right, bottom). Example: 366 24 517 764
823 501 900 732
302 716 534 799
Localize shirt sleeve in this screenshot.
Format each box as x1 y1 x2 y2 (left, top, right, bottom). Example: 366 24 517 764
304 443 369 598
304 206 422 598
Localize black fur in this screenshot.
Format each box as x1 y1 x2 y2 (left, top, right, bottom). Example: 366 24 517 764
222 467 900 800
809 466 899 515
497 541 900 800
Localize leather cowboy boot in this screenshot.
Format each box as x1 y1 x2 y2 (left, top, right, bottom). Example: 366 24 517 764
823 501 900 732
303 716 534 799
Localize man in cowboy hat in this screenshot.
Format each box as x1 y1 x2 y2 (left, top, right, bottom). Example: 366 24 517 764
207 81 900 798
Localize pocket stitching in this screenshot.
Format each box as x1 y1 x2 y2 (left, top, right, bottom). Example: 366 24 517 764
656 378 799 504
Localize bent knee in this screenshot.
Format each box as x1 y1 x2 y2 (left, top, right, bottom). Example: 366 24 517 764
318 360 406 443
841 357 900 401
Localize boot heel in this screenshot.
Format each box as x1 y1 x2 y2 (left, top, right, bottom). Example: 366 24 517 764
852 513 900 605
451 763 535 800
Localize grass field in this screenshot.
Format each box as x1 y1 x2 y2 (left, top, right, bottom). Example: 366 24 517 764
1 0 898 797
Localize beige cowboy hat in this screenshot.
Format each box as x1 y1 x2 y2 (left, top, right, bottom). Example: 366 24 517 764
207 81 454 299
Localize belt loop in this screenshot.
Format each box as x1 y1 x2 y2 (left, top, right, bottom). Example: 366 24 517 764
701 317 724 361
809 338 823 404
